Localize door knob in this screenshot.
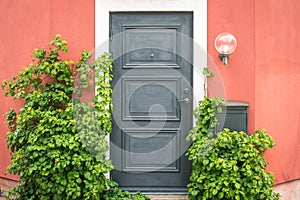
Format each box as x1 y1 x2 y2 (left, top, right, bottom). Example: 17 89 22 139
179 98 189 103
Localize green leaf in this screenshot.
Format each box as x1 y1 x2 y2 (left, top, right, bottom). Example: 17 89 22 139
202 67 214 77
235 183 241 189
218 192 224 199
203 159 209 165
217 106 222 113
51 70 57 77
233 165 239 171
212 189 218 195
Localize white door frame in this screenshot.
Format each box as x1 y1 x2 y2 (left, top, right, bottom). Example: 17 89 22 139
95 0 207 111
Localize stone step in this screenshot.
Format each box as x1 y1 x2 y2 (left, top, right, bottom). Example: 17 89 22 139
146 194 188 200
0 178 19 200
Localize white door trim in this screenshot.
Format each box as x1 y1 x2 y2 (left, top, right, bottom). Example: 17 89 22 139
95 0 207 110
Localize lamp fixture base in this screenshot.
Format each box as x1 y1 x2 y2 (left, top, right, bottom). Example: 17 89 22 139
219 53 230 65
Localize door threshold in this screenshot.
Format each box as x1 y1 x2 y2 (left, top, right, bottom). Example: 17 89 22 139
120 186 188 194
143 194 188 200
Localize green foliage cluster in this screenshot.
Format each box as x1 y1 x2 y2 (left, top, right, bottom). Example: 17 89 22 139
2 35 149 200
186 96 225 140
186 98 280 200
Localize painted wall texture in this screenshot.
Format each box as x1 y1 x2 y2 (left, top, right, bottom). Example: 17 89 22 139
254 0 300 184
0 0 95 180
207 0 255 133
208 0 300 184
0 0 299 185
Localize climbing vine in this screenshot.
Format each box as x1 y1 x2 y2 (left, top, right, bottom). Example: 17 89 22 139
2 35 149 200
186 67 280 200
186 96 225 141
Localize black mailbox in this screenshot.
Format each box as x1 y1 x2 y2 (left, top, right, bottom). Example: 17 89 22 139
215 101 249 134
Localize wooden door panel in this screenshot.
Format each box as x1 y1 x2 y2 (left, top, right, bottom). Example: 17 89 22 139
122 76 181 121
110 12 193 192
123 26 180 67
122 129 179 172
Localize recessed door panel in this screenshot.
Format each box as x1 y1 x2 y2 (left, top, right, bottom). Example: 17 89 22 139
122 129 180 172
123 26 180 67
122 77 181 121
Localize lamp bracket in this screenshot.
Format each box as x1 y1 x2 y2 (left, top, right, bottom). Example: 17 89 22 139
219 53 230 65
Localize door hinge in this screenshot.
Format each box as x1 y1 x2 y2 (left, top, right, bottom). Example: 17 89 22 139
109 28 113 41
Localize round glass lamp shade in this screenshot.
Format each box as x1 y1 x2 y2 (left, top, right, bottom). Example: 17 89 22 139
214 33 237 54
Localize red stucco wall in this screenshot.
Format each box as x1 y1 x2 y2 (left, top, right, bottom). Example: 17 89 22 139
0 0 94 180
208 0 300 184
255 0 300 184
207 0 256 132
0 0 299 185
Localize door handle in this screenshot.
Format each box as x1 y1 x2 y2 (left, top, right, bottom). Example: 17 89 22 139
179 98 189 103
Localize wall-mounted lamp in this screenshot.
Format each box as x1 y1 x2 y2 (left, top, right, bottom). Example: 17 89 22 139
214 33 237 65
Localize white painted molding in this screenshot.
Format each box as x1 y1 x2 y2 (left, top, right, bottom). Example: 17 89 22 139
95 0 207 118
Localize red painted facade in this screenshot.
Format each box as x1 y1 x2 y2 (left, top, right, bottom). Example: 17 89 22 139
255 0 300 183
0 0 95 180
0 0 299 184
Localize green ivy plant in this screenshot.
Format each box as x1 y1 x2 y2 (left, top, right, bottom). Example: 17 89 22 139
202 67 214 78
2 35 149 200
186 68 280 200
186 96 225 141
186 129 280 200
202 66 214 97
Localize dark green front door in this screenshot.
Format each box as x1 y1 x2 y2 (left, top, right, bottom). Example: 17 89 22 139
110 12 193 192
